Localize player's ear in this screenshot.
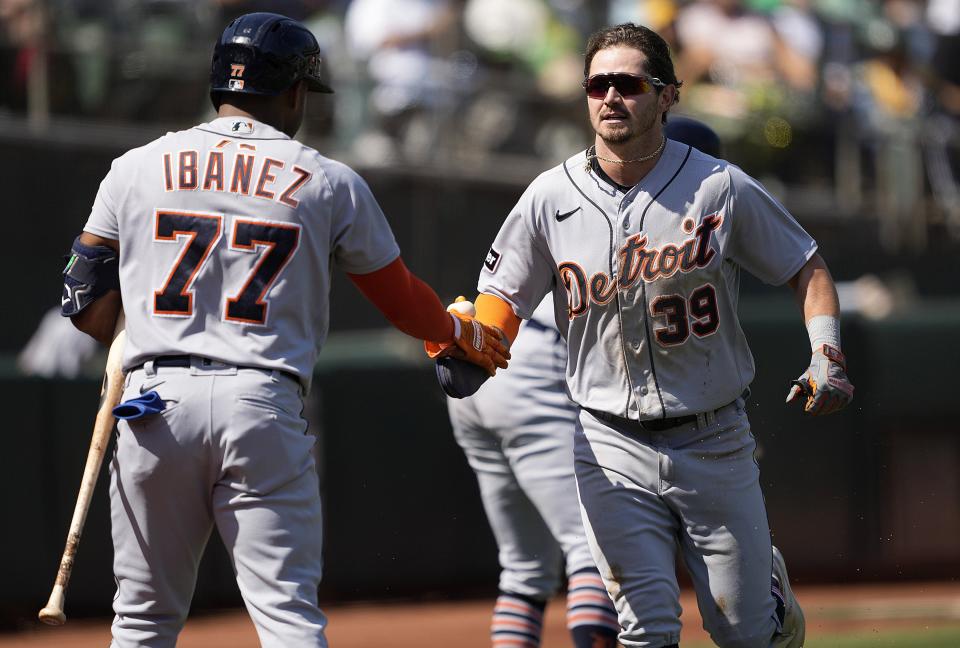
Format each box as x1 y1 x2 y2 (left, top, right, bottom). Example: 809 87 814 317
658 85 676 113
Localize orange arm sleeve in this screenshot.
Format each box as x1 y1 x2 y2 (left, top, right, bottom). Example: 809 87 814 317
348 257 454 343
475 293 522 344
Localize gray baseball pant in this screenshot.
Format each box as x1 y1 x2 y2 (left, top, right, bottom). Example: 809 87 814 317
574 397 778 648
109 359 326 648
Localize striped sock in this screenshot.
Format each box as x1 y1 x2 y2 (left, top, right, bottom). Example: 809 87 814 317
566 569 619 648
771 573 786 631
491 591 546 647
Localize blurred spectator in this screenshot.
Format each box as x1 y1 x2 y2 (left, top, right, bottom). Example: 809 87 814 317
461 0 588 161
607 0 680 48
676 0 818 89
100 2 212 123
771 0 824 78
664 0 826 191
344 0 461 160
212 0 320 23
928 0 960 116
0 0 79 117
0 0 41 112
18 306 98 378
849 2 928 250
924 0 960 237
464 0 580 82
2 0 960 245
52 0 112 116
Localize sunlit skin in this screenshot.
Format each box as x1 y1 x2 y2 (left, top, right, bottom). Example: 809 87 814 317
587 45 678 186
219 80 309 138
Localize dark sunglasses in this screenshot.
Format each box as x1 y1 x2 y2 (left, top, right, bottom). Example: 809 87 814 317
582 73 666 99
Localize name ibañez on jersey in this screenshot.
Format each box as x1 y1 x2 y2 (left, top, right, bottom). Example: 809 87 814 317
162 142 311 208
558 214 722 318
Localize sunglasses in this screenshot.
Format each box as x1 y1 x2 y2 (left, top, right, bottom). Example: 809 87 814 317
582 73 666 99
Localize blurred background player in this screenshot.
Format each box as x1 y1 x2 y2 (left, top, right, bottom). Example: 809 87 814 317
446 295 619 648
444 116 723 648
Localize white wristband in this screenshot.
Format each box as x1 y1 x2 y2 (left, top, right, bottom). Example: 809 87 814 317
806 315 841 352
449 312 461 341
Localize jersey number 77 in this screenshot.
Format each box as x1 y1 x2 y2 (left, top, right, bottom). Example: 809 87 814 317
153 210 300 325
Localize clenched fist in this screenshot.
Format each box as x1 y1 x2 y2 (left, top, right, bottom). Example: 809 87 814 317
786 344 854 415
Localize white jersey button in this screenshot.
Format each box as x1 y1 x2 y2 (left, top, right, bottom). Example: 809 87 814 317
622 219 630 229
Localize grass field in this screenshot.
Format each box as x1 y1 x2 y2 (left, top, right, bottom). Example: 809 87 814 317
686 625 960 647
815 626 960 647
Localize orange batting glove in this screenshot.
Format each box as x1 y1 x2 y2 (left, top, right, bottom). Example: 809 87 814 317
425 297 510 376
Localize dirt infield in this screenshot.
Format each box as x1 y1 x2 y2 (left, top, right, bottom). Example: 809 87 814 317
6 582 960 647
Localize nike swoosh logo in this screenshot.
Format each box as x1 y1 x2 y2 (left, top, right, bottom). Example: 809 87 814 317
556 206 581 222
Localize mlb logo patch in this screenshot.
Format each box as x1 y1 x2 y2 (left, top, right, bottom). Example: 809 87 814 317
228 79 245 91
484 247 501 272
230 119 253 133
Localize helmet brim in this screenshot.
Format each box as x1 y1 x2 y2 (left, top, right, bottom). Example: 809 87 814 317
306 76 334 94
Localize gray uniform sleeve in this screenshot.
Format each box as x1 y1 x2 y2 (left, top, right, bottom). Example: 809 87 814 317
477 186 555 320
83 159 123 240
725 165 817 285
329 165 401 274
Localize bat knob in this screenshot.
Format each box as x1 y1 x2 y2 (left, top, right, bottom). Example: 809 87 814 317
38 607 66 626
39 585 66 625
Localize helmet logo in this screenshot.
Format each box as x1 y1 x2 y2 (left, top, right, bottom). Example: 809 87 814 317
228 79 245 90
230 63 245 78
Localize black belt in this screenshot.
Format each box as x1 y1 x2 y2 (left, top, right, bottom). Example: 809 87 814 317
586 408 698 432
586 390 748 434
136 356 299 385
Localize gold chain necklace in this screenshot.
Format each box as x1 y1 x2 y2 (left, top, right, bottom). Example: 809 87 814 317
585 136 666 170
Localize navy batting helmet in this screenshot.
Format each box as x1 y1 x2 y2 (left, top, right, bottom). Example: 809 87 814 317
210 12 333 109
664 116 721 158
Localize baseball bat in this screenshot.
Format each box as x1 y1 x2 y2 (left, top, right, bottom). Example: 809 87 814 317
39 315 126 626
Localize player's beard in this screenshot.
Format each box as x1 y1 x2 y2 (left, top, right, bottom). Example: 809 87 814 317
595 99 660 146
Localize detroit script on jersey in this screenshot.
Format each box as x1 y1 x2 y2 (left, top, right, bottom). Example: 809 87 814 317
83 117 400 386
478 140 817 419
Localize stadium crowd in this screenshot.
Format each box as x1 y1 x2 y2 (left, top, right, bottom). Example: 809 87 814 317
1 0 959 245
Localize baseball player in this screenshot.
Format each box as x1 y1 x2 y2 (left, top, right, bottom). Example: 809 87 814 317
439 23 854 648
443 117 723 648
446 297 620 648
59 13 507 648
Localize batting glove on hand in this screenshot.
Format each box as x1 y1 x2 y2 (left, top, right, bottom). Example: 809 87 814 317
425 299 510 377
786 344 854 415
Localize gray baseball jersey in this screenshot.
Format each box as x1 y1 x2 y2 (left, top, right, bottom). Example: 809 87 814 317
85 116 399 647
479 139 814 646
478 139 816 419
84 116 400 389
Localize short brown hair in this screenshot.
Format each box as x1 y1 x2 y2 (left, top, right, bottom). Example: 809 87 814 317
584 23 681 122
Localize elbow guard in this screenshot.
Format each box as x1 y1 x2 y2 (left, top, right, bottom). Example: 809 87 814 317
61 236 119 317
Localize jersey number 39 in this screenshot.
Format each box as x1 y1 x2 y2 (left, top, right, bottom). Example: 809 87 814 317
153 210 300 325
649 284 720 346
